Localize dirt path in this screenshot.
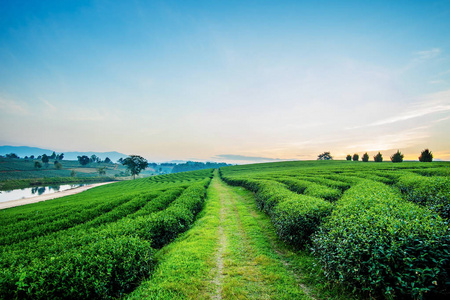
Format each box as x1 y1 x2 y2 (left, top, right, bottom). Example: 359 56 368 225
0 182 116 210
211 177 226 300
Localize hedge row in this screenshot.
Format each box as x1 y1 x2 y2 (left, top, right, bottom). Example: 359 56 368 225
312 180 450 298
276 177 342 201
221 175 333 247
397 173 450 219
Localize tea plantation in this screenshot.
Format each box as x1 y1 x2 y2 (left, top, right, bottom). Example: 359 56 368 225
1 161 449 299
0 169 213 299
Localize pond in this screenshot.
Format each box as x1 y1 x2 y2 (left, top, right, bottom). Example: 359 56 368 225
0 184 87 203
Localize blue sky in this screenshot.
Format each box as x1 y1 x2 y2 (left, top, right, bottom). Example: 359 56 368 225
1 0 450 163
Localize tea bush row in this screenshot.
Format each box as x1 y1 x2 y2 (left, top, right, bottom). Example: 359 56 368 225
312 180 450 298
0 170 213 299
397 173 450 219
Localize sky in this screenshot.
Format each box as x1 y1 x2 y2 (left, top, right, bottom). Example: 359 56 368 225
1 0 450 163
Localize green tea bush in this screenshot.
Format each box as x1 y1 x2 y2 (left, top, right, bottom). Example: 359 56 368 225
312 180 450 298
137 179 210 248
397 173 450 219
272 195 333 247
0 236 155 300
277 177 342 201
412 167 450 177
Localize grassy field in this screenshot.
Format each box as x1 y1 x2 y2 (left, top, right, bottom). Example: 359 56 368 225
0 160 449 299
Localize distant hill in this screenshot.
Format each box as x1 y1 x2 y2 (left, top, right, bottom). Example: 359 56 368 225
0 146 127 163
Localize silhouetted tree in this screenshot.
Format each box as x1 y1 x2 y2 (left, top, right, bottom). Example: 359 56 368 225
41 154 49 164
362 152 369 162
77 155 90 166
104 157 112 164
50 151 56 160
6 153 19 159
122 155 149 179
352 154 359 161
419 149 433 162
34 161 42 169
391 150 404 163
374 152 383 162
317 152 333 160
346 155 351 161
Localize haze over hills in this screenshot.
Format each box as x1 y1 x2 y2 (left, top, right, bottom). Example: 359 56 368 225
0 146 127 163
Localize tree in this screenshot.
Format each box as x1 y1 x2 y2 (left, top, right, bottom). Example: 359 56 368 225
352 154 359 161
122 155 149 179
317 152 333 160
104 157 112 164
56 153 64 161
34 161 42 169
374 152 383 162
90 155 98 163
6 153 19 159
77 155 90 166
71 170 77 177
41 154 49 164
391 150 404 163
362 152 369 162
97 166 107 176
50 151 56 160
419 149 433 162
346 155 351 161
30 155 35 159
54 161 63 170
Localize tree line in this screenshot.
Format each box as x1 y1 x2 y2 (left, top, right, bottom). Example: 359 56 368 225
343 148 433 162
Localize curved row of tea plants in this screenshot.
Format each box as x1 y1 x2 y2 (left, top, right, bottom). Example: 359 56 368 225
219 160 450 298
0 169 213 299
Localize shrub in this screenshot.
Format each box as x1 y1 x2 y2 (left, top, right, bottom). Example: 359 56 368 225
362 152 369 162
272 195 333 247
352 154 359 161
346 155 351 161
0 236 156 300
390 150 404 163
373 152 383 162
419 149 433 162
397 173 450 219
312 180 450 298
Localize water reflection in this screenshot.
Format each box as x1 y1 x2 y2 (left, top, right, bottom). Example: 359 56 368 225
0 184 87 203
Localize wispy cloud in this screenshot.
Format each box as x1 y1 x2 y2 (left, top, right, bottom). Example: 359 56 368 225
0 97 30 116
40 98 57 112
353 90 450 128
414 48 442 60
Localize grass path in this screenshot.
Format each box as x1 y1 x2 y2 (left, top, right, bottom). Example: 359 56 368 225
126 172 350 299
